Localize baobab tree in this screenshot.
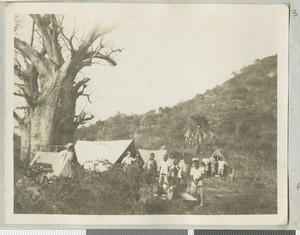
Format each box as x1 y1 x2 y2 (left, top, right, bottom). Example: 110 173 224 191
14 14 122 163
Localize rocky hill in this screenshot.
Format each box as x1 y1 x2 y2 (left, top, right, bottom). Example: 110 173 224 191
77 55 278 214
77 55 277 169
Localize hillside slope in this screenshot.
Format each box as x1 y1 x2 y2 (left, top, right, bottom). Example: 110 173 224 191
76 55 278 214
77 55 277 165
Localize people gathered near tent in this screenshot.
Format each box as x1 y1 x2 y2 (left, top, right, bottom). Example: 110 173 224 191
121 151 137 166
209 154 217 176
142 150 229 185
158 155 170 186
190 158 206 207
143 152 158 185
55 143 76 178
169 160 180 185
202 156 210 177
217 157 226 176
178 155 189 192
138 148 233 208
30 137 233 209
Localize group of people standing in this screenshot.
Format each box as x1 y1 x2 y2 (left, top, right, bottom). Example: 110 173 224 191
142 153 227 207
120 150 227 207
202 155 226 177
143 153 190 189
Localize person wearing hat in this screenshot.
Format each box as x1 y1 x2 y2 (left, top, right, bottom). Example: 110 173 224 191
55 143 75 178
190 157 206 207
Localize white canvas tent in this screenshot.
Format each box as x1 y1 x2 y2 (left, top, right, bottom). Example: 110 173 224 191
211 149 235 174
30 151 73 177
30 151 61 167
75 140 143 171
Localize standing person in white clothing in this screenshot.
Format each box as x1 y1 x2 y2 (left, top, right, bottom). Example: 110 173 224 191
218 157 226 176
159 155 169 186
121 151 137 171
178 156 189 192
55 143 75 178
190 158 206 207
202 156 210 176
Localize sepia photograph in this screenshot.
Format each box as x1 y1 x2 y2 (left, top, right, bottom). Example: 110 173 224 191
5 3 288 225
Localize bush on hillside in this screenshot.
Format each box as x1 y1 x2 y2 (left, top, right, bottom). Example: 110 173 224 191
15 162 145 214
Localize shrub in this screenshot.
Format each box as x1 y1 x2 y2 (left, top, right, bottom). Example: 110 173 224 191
15 163 145 214
220 120 236 133
231 87 249 100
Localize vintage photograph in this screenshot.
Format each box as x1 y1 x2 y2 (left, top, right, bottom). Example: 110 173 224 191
6 3 288 225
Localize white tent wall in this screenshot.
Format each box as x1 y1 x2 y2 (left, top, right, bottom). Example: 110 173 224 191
75 140 143 166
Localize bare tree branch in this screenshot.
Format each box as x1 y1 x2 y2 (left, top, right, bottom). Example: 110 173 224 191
30 15 53 55
14 88 36 106
79 93 92 103
15 106 30 110
59 111 94 129
93 53 118 66
14 91 25 97
13 111 24 126
30 22 35 47
14 37 54 77
74 111 94 126
60 30 75 53
14 15 24 33
14 82 25 88
14 57 40 103
30 14 64 66
14 63 28 81
72 78 90 93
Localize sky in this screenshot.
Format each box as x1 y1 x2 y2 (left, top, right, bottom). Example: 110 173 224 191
13 4 284 121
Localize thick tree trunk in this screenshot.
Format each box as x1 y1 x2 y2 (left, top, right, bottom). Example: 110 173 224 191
28 75 77 160
19 120 31 164
30 105 55 157
53 77 77 145
15 14 120 163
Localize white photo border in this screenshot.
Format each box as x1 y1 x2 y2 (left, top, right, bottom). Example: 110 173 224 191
4 2 289 226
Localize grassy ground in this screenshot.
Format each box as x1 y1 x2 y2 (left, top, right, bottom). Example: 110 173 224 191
14 148 277 215
159 175 277 215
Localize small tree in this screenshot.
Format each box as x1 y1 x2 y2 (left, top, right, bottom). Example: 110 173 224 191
184 114 210 154
14 14 122 163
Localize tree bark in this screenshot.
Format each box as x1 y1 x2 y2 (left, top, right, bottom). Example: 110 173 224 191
14 109 31 163
14 14 121 163
29 74 76 157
